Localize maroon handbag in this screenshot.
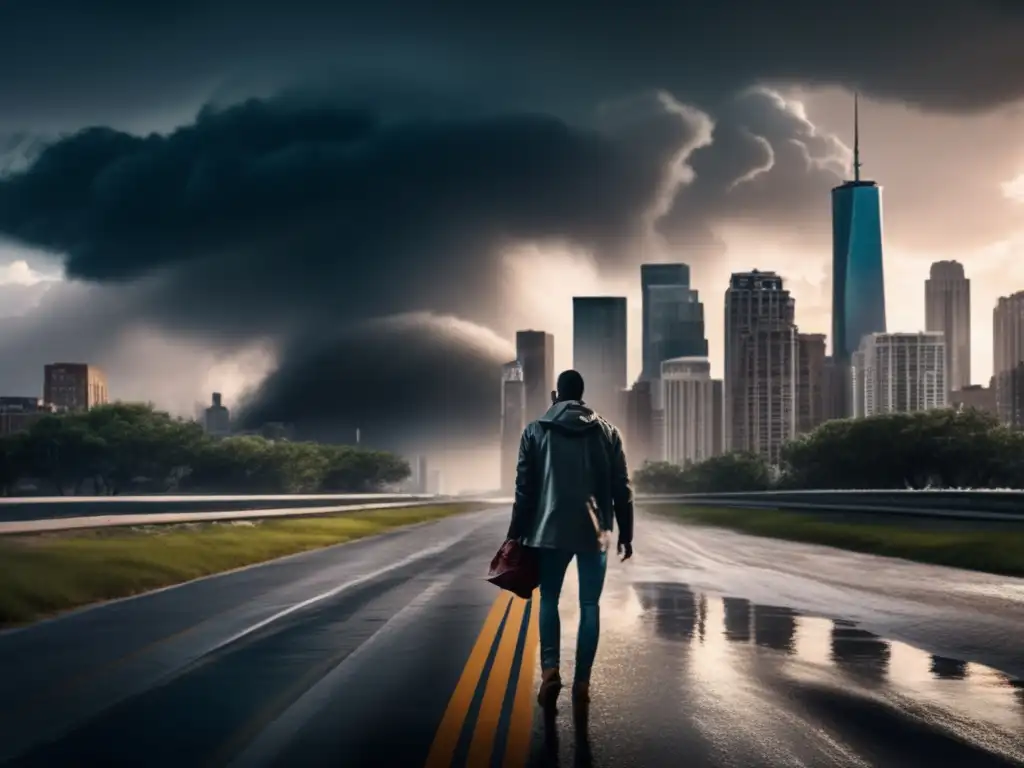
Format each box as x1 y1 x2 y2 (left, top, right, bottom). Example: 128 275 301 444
487 539 540 599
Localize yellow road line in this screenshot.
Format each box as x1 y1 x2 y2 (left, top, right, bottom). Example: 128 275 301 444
424 592 512 767
502 591 539 768
466 596 528 766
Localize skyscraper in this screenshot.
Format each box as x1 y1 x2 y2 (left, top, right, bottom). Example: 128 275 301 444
724 270 797 461
515 330 555 421
661 357 721 466
925 260 971 394
500 360 526 493
831 95 887 415
993 291 1024 428
640 263 708 382
853 332 946 416
573 296 627 421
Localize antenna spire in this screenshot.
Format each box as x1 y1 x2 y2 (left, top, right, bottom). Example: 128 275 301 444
853 92 861 182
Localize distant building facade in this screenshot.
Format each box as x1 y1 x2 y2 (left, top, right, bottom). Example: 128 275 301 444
993 291 1024 428
573 296 627 423
0 396 54 436
43 363 108 411
925 260 971 394
621 380 654 467
500 360 526 493
203 392 231 436
661 357 721 466
796 333 828 434
515 330 555 422
951 383 996 416
853 332 946 417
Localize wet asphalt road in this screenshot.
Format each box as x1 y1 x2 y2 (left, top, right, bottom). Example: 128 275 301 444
0 508 1022 767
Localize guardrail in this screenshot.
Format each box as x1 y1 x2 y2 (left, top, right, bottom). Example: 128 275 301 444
0 493 441 522
3 489 1023 532
638 490 1024 522
0 499 487 535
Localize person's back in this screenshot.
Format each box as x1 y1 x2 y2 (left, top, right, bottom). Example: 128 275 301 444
507 369 634 707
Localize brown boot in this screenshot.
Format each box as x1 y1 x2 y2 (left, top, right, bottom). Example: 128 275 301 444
537 667 562 707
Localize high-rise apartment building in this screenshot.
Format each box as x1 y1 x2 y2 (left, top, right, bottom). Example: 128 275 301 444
831 96 887 416
925 260 971 394
661 357 722 466
573 297 627 422
500 360 526 493
853 332 946 417
724 270 797 462
796 333 827 434
640 263 708 382
993 291 1024 428
43 363 108 412
515 330 555 421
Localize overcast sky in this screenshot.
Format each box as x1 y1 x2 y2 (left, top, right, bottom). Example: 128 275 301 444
1 1 1023 485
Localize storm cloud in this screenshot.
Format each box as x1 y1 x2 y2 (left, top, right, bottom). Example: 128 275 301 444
3 0 1024 132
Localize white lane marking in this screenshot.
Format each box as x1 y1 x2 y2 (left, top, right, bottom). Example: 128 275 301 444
227 574 457 768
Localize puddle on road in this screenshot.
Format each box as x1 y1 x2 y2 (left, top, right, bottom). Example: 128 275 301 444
628 582 1023 736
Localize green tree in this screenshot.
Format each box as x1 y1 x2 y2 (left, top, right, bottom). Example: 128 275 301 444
319 446 410 492
684 452 773 492
779 408 1024 490
83 403 207 493
632 461 689 493
20 414 108 495
0 433 29 495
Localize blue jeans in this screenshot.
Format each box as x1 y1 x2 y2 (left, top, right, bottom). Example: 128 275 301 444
537 549 608 682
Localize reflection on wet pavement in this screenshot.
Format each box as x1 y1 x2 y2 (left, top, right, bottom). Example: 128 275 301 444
535 578 1024 767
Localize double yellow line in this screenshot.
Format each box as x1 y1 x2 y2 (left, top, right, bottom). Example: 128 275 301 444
424 590 540 768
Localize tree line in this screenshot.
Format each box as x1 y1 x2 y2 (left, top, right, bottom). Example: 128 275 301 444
633 408 1024 493
0 403 410 495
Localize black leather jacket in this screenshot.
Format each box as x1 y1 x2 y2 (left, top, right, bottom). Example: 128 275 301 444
508 400 634 552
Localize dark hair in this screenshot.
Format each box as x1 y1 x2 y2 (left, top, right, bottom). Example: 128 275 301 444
556 369 585 401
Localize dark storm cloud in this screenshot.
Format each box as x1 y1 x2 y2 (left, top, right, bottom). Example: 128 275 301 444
0 94 688 334
1 0 1023 129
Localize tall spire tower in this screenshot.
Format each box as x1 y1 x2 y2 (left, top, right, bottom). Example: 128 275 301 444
853 92 861 182
830 89 886 417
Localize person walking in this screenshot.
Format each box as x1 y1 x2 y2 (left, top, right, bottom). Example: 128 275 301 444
506 369 634 706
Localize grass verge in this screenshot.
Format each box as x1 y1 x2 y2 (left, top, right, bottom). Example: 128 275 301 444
0 504 483 628
651 505 1024 578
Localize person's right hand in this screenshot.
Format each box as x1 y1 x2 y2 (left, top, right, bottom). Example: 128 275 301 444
617 540 633 561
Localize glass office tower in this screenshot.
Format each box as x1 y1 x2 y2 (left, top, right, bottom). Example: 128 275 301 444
573 296 627 422
831 179 887 362
830 95 886 415
640 263 708 382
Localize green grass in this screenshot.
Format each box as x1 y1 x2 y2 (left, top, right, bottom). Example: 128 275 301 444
651 505 1024 578
0 504 485 628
